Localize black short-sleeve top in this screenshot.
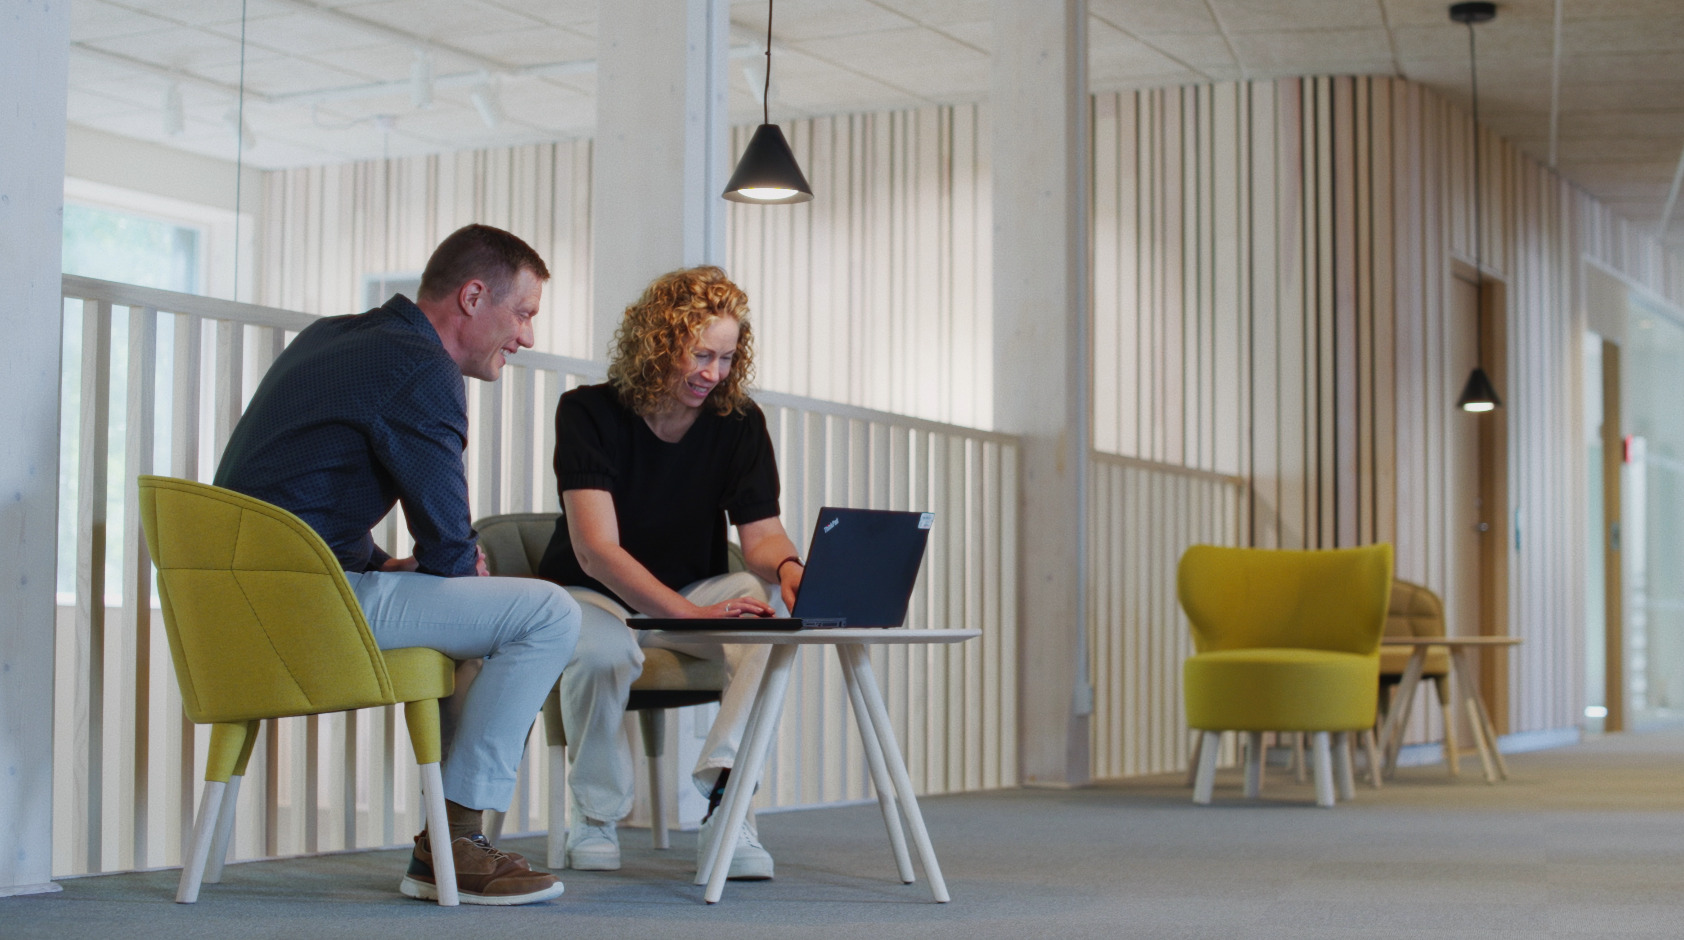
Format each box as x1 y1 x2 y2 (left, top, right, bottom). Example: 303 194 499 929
536 382 781 608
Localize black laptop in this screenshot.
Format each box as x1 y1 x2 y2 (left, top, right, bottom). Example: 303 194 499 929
640 507 933 631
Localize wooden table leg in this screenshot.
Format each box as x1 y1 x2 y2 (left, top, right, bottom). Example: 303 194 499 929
1380 648 1428 777
841 643 949 903
698 644 799 903
838 647 916 884
1450 648 1506 783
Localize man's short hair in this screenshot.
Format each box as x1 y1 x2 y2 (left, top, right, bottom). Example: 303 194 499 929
417 224 550 304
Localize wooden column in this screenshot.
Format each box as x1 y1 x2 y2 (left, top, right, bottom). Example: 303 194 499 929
591 0 730 357
993 0 1092 788
0 0 69 897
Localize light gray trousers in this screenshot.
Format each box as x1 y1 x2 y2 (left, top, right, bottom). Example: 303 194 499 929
561 570 776 823
349 570 581 813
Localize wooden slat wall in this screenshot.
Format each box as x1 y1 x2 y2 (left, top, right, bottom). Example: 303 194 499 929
260 142 594 360
1089 74 1684 763
726 107 993 428
261 107 993 430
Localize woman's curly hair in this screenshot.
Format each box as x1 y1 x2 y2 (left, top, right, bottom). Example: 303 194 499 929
607 265 756 417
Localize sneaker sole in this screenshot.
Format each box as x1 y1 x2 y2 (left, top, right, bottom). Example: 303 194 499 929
565 850 622 872
399 874 566 906
726 858 774 881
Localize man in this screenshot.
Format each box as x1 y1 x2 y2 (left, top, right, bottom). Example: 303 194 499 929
215 223 580 905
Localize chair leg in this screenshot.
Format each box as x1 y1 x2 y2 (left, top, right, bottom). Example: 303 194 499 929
202 774 243 884
1363 729 1383 789
638 710 669 850
548 744 569 869
1293 732 1308 784
1192 731 1220 805
1311 732 1336 807
419 761 458 906
542 687 568 870
1243 731 1264 799
1334 732 1356 801
1185 729 1205 787
176 780 226 903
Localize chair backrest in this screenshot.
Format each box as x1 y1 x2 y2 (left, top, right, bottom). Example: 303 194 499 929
1385 578 1445 640
474 512 558 578
1177 543 1394 656
137 476 396 724
474 512 746 578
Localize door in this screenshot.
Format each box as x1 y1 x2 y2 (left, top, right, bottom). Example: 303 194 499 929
1449 270 1511 733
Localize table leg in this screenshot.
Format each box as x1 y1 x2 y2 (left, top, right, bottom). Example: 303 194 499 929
1380 648 1428 777
1450 648 1506 783
698 644 799 903
838 648 916 884
841 643 950 903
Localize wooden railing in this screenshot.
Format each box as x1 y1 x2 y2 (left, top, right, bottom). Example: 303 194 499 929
52 276 1020 876
1087 453 1247 779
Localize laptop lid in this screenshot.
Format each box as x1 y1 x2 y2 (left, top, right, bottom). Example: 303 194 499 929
789 507 933 627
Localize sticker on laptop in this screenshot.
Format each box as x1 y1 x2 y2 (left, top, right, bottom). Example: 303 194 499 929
918 512 934 530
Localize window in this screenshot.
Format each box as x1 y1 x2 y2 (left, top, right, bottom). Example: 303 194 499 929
61 202 203 294
57 195 211 604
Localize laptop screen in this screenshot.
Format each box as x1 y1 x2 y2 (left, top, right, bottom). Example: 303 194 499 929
790 507 933 627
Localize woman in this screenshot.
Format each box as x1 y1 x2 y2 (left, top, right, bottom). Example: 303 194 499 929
537 265 803 880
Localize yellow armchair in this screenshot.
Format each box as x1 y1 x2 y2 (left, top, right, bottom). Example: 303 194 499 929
138 476 460 904
1178 543 1393 807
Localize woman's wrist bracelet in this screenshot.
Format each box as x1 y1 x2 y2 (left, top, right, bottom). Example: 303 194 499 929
776 555 804 580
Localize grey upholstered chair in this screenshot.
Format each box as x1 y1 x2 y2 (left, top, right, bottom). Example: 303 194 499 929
473 512 729 868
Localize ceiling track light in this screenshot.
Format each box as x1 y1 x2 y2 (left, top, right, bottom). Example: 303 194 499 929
223 107 256 151
410 49 434 110
722 0 812 205
163 82 185 137
1450 1 1503 413
469 77 502 129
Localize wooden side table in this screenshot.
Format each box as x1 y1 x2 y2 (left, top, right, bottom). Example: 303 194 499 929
655 627 980 904
1376 636 1523 783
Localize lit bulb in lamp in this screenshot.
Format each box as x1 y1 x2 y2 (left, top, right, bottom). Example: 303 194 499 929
1462 401 1495 413
736 187 799 201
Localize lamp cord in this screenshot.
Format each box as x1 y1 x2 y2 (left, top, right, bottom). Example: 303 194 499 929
1466 17 1485 366
763 0 773 126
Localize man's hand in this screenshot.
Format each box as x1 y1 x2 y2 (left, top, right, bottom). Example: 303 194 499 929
380 555 419 572
475 545 490 577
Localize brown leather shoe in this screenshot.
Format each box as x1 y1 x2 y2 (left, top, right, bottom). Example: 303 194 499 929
399 832 564 905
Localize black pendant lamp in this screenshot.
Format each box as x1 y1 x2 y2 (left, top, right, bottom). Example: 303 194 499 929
1452 1 1502 413
722 0 813 204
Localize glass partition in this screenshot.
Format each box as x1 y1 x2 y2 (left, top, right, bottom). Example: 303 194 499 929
1621 295 1684 728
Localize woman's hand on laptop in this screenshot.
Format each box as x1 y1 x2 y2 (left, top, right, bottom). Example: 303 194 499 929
694 597 774 618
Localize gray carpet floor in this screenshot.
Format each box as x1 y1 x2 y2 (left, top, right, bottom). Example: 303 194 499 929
9 729 1684 939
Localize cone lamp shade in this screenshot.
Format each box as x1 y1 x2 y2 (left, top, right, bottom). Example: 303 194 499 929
1457 366 1502 412
722 123 812 204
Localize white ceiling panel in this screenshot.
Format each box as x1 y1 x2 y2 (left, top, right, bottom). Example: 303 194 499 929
1089 0 1220 35
1210 0 1388 34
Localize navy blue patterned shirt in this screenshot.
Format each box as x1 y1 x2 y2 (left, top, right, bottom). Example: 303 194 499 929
214 295 479 578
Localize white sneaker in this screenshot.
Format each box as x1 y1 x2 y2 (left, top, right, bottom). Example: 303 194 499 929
566 811 621 871
697 812 774 881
